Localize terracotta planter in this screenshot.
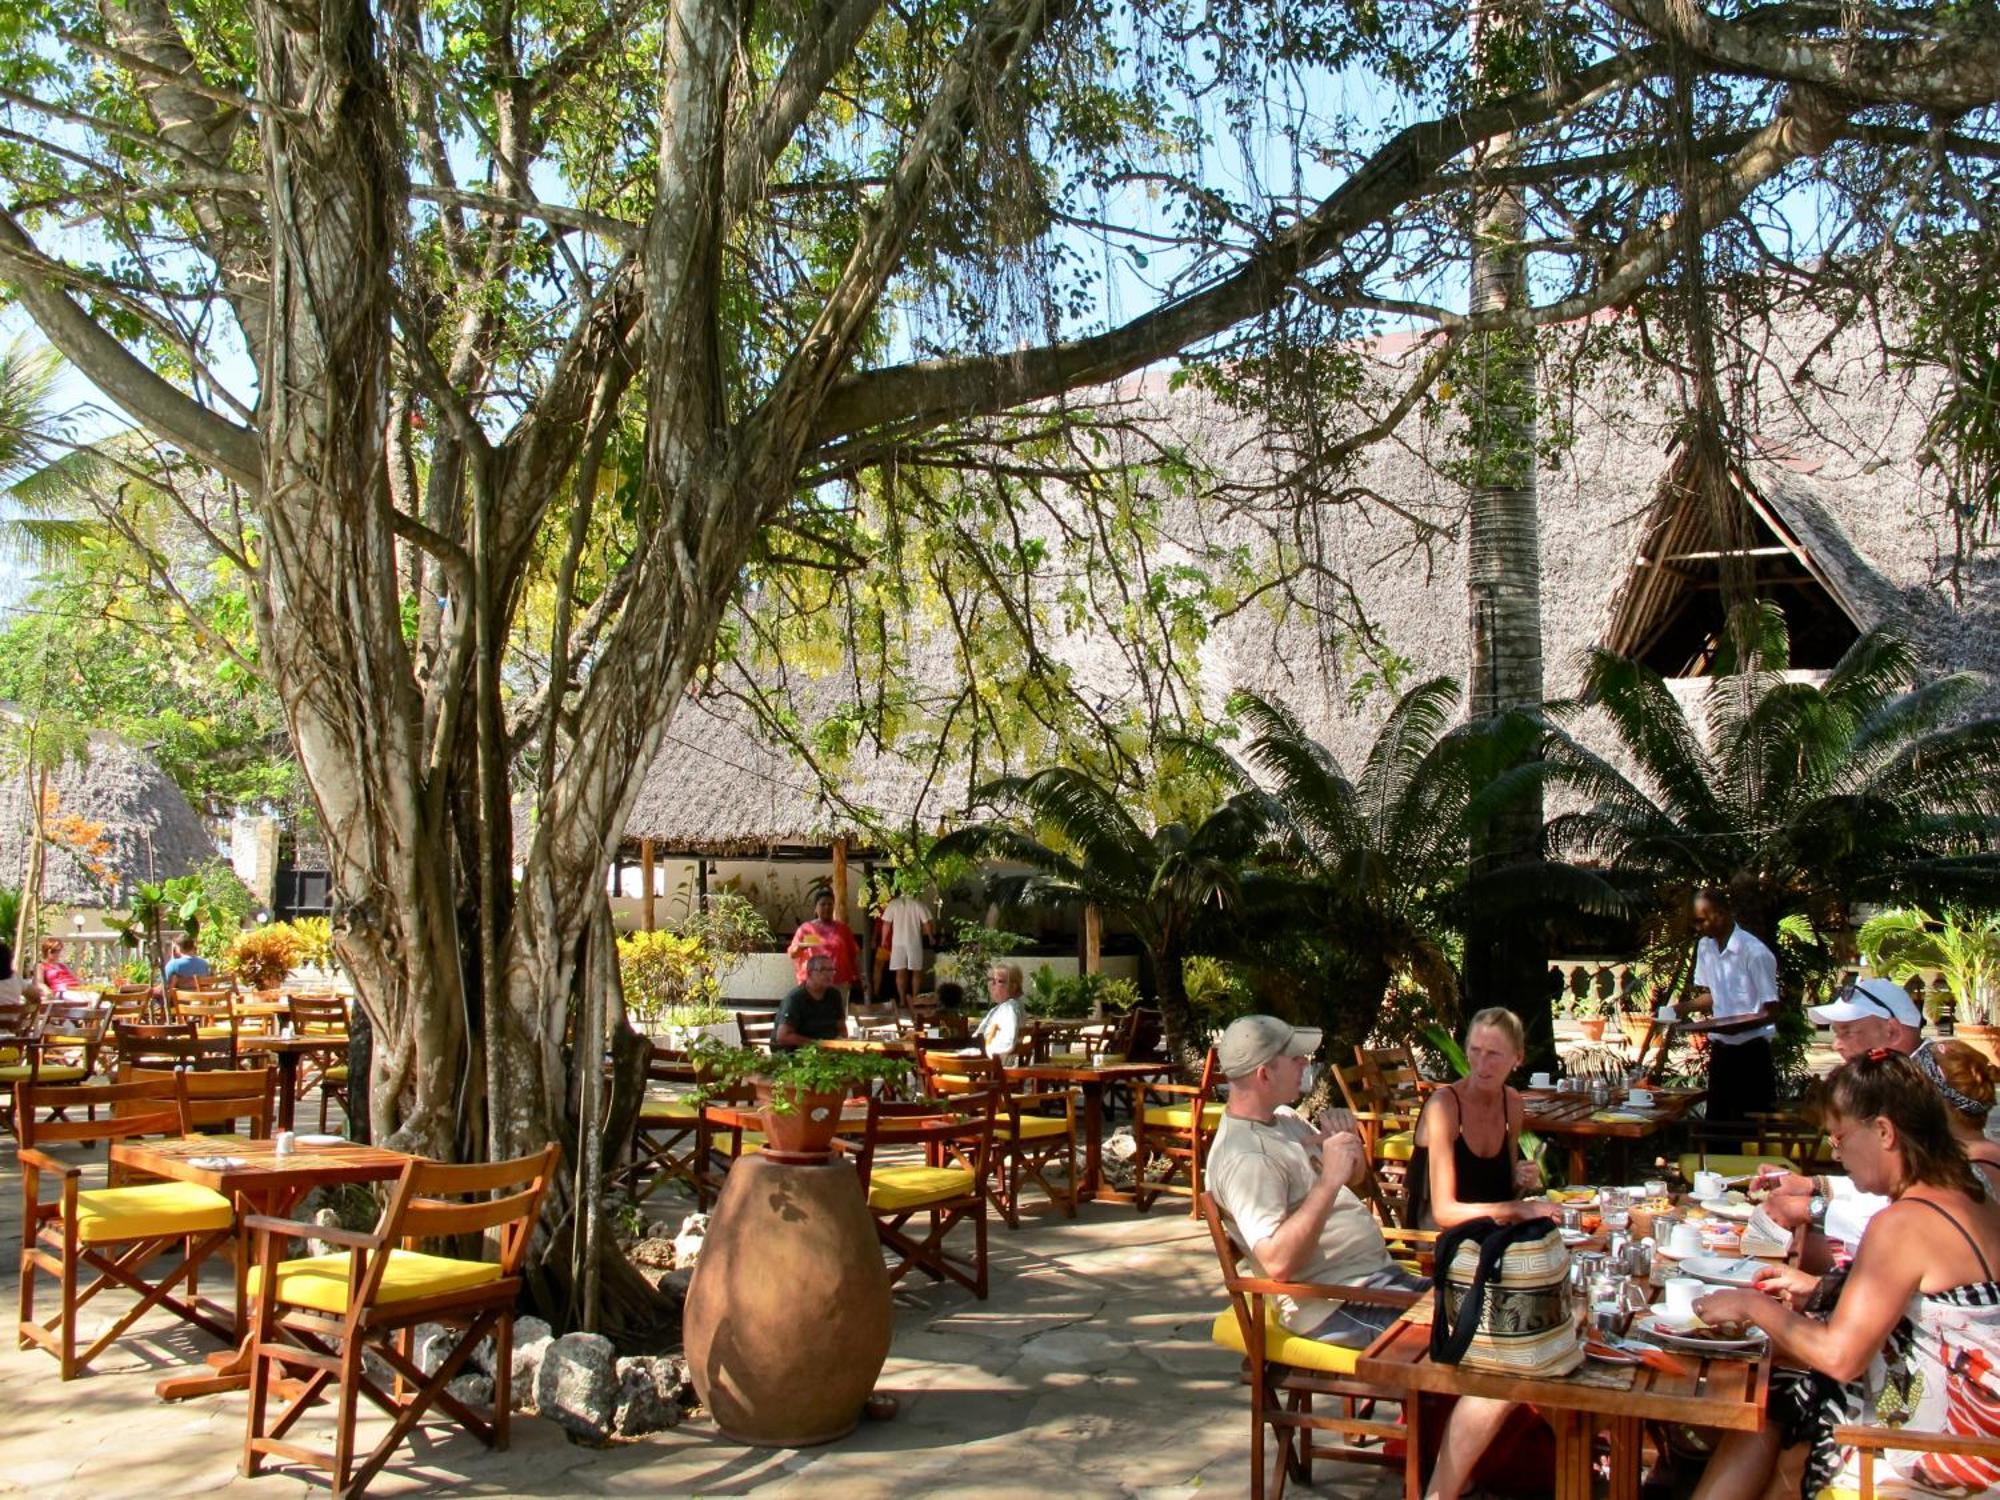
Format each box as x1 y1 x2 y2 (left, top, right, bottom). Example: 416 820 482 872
683 1153 892 1445
753 1081 848 1163
1620 1015 1653 1048
1956 1024 2000 1067
1579 1019 1606 1043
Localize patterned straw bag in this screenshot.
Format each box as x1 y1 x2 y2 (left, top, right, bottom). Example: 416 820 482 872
1429 1217 1583 1378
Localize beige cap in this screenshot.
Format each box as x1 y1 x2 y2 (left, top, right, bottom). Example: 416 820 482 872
1216 1015 1323 1078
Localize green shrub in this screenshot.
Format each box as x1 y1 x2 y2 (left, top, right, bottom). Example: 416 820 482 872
687 1042 911 1112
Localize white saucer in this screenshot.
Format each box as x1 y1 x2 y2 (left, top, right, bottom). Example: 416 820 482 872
294 1133 346 1148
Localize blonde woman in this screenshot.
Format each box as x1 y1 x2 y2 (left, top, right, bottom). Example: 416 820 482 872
1407 1007 1554 1229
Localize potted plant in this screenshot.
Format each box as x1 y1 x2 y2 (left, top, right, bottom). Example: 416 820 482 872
1860 907 2000 1062
660 999 740 1051
226 923 305 992
1572 983 1607 1042
690 1042 912 1162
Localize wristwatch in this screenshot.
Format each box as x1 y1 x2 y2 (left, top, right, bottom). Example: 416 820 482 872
1807 1194 1828 1229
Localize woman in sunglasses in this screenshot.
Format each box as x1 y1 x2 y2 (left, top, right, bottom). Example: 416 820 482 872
1689 1050 2000 1500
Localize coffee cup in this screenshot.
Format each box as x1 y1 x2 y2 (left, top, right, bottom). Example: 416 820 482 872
1668 1221 1705 1257
1627 1088 1654 1108
1530 1071 1553 1089
1663 1277 1703 1323
1693 1170 1727 1200
1643 1178 1669 1199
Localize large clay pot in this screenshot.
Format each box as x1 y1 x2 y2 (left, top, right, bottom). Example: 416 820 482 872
682 1152 892 1446
1579 1018 1606 1042
1956 1024 2000 1067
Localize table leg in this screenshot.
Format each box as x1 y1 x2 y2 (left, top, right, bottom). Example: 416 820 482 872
1551 1409 1595 1500
1609 1415 1644 1500
1568 1142 1589 1185
156 1186 300 1402
275 1049 300 1133
1079 1081 1106 1199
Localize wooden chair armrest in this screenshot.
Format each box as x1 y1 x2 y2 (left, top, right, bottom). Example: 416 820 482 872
17 1147 78 1178
1143 1083 1202 1100
1380 1226 1438 1246
1232 1275 1422 1309
1833 1425 2000 1460
243 1213 383 1250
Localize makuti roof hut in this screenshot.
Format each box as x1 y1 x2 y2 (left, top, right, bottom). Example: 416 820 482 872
0 719 219 908
619 311 1998 890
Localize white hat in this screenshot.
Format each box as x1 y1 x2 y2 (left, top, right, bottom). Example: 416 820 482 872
1216 1015 1324 1078
1809 978 1923 1029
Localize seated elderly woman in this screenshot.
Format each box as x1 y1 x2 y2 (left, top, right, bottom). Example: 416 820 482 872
1691 1050 2000 1500
1406 1007 1556 1230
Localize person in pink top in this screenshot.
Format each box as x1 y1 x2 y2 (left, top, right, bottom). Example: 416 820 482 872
35 937 80 996
786 890 861 989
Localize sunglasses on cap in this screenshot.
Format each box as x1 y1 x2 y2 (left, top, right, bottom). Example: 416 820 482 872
1832 981 1900 1020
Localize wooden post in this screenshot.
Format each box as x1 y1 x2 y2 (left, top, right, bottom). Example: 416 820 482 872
830 837 850 922
640 838 657 931
1084 903 1102 975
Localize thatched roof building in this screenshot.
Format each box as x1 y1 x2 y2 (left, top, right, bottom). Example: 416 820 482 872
0 721 220 905
622 312 1999 854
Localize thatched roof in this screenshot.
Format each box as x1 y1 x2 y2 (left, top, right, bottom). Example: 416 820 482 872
0 720 220 905
620 311 1999 849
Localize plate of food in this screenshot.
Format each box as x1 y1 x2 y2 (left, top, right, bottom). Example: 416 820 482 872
1549 1187 1598 1205
1633 1310 1768 1355
1677 1255 1766 1287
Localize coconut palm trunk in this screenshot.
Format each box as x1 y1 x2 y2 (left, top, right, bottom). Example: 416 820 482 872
1461 35 1551 1058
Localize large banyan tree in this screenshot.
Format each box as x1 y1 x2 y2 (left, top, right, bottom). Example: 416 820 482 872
4 0 1998 1325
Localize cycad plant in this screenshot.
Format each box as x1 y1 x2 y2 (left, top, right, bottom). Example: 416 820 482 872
930 767 1274 1065
1196 681 1618 1047
1859 907 2000 1025
1555 602 2000 950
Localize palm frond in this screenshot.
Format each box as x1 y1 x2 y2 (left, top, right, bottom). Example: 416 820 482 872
1579 648 1723 830
1357 676 1459 832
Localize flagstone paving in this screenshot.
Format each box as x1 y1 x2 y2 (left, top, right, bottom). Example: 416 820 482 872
0 1143 1395 1499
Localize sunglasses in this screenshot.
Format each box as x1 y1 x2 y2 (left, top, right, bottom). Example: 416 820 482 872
1833 982 1902 1022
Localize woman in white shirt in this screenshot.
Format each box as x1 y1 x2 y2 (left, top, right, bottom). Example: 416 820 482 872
974 964 1027 1062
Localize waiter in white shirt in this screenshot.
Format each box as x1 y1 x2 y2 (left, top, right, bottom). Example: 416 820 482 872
1683 886 1779 1124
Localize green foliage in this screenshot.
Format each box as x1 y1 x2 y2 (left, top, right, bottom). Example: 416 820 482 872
618 892 774 1021
110 868 251 979
1182 955 1256 1028
1022 967 1139 1019
1859 907 2000 1024
286 916 335 969
938 922 1031 988
686 1042 912 1113
658 1000 735 1029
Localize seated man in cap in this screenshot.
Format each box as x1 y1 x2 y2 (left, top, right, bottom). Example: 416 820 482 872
1759 978 1926 1252
1206 1014 1517 1500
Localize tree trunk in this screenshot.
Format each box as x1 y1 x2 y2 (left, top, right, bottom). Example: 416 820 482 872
1152 940 1204 1073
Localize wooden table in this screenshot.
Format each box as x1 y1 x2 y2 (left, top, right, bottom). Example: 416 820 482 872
820 1037 922 1059
1523 1087 1707 1183
109 1133 410 1399
1004 1060 1174 1203
1358 1315 1770 1500
237 1033 347 1132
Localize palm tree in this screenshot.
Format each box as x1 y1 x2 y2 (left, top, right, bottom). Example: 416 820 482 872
1195 682 1622 1055
1553 603 2000 947
931 768 1274 1065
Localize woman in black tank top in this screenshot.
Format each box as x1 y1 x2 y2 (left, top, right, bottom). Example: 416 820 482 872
1406 1007 1558 1230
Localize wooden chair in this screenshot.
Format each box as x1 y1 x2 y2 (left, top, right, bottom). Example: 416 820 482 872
1334 1058 1418 1227
1200 1191 1437 1499
288 993 351 1131
1355 1044 1434 1116
625 1046 706 1205
1131 1048 1224 1214
853 1091 997 1298
17 1077 236 1378
114 1020 235 1071
241 1144 559 1496
737 1010 778 1052
34 998 112 1081
919 1050 1078 1227
119 1064 276 1138
1834 1420 2000 1500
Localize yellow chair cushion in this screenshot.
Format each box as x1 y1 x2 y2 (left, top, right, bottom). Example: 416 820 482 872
639 1097 700 1122
999 1115 1071 1141
1209 1303 1361 1375
1045 1051 1089 1066
72 1182 235 1244
322 1065 349 1082
0 1063 86 1083
1378 1129 1416 1163
1676 1154 1795 1182
44 1033 93 1046
248 1249 501 1315
1144 1102 1226 1131
867 1165 977 1212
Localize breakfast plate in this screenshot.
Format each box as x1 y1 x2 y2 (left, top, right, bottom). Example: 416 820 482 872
1698 1196 1757 1221
1633 1309 1767 1355
1677 1255 1766 1287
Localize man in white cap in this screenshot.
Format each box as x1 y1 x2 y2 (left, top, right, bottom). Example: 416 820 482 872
1760 978 1925 1251
1205 1015 1517 1500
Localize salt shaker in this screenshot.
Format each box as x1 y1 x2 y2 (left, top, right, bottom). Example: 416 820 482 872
274 1129 297 1156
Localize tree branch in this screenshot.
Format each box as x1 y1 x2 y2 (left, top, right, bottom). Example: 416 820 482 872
0 206 259 485
807 48 1667 446
722 0 887 219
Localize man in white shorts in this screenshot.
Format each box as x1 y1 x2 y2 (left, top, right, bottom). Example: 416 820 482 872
880 886 934 1004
